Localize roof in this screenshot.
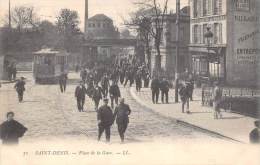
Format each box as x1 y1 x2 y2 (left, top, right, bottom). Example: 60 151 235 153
88 14 113 22
33 48 59 55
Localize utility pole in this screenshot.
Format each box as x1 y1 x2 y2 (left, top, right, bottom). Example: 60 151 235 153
175 0 180 103
9 0 11 28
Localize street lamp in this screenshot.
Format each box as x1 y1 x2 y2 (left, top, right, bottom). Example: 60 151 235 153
204 27 213 79
174 0 180 103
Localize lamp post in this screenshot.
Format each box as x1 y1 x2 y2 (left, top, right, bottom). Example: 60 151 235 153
204 27 213 79
174 0 180 103
9 0 11 29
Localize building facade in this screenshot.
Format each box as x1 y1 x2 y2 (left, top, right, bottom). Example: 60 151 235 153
85 14 120 40
151 8 190 78
189 0 260 87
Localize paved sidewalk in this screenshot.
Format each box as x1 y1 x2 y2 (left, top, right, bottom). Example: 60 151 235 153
130 87 257 144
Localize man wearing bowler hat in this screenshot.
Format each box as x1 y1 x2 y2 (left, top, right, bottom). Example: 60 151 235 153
97 98 114 142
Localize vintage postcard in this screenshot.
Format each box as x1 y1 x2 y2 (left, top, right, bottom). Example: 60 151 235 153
0 0 259 164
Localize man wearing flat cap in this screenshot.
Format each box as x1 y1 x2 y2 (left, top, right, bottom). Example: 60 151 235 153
97 98 114 142
0 112 27 145
14 77 26 102
249 120 260 144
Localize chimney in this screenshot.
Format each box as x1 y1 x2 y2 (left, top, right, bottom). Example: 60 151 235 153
84 0 88 33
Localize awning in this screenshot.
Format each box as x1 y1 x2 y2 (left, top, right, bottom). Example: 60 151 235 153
189 46 226 57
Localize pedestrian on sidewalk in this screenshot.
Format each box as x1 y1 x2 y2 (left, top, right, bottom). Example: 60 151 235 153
187 74 194 101
109 81 121 109
92 83 103 111
212 82 223 119
151 76 160 104
59 73 68 93
179 82 190 113
75 81 87 112
249 120 260 144
113 98 131 143
14 77 26 102
160 77 170 104
143 70 150 88
97 98 114 142
135 70 142 92
0 112 27 145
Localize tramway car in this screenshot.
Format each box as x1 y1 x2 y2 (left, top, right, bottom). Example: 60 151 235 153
33 48 69 84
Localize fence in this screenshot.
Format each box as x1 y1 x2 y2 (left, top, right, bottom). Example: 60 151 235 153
202 87 260 106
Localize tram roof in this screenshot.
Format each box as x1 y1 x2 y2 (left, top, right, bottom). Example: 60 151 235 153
33 48 69 56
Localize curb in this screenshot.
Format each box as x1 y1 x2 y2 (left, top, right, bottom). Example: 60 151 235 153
129 87 244 144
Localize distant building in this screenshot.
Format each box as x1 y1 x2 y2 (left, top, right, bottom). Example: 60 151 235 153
150 7 190 78
85 14 120 40
189 0 260 86
82 0 143 68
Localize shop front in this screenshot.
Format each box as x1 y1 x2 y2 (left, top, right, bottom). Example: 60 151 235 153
189 45 226 86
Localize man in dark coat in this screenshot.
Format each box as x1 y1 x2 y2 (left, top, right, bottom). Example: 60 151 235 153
97 98 114 142
124 70 131 87
151 76 160 104
119 68 125 85
187 74 194 101
135 70 142 92
14 77 26 102
213 82 222 119
113 98 131 143
179 82 190 113
92 83 103 111
109 81 121 109
143 71 150 88
0 112 27 145
101 74 110 98
160 77 170 104
75 81 87 112
250 120 260 144
59 73 68 93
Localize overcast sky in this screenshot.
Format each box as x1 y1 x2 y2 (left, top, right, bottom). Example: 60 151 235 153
0 0 189 30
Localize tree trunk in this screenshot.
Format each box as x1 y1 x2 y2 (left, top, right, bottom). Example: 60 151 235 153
145 40 151 71
155 43 161 70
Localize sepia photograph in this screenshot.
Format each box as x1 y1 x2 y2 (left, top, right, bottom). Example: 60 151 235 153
0 0 259 164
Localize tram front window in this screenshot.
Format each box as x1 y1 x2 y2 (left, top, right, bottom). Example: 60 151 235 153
44 56 52 65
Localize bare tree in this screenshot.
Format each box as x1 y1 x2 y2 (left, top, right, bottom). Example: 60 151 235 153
56 9 82 52
126 0 169 70
7 6 40 31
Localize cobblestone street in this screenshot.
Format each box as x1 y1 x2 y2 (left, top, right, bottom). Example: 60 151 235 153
0 72 225 143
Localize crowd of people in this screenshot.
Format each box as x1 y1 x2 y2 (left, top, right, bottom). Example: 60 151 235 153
1 58 259 145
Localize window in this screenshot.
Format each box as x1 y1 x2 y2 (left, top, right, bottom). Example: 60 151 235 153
203 0 211 16
235 0 250 11
209 61 224 78
97 23 101 28
193 0 198 18
193 25 199 44
193 57 208 76
203 24 208 44
213 0 222 15
213 23 223 44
